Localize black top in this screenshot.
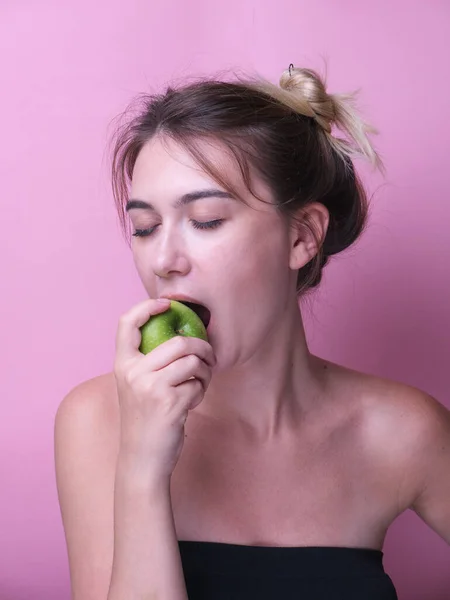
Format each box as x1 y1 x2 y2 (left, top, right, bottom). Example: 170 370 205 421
178 541 398 600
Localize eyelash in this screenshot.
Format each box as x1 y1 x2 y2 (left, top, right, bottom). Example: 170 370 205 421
132 219 224 238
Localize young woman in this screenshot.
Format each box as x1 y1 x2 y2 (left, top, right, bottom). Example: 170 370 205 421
54 65 450 600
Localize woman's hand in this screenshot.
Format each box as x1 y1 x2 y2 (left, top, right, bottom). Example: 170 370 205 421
113 298 216 481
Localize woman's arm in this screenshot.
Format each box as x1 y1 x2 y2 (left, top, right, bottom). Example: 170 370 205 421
409 393 450 544
108 453 188 600
55 378 189 600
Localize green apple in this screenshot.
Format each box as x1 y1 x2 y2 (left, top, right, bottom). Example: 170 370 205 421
139 300 208 354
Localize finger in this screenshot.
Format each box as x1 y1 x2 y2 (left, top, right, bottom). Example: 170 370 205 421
115 298 171 362
176 379 205 411
163 354 212 390
142 335 216 371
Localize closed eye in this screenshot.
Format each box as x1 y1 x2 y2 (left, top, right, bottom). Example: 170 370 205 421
191 219 224 231
132 219 224 238
132 225 157 237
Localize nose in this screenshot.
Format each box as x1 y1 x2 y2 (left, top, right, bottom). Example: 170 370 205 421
152 225 191 279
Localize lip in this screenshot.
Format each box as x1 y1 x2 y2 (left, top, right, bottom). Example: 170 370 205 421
160 293 206 305
159 293 211 329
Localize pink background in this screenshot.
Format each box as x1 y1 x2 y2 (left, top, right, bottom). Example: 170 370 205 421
1 1 449 598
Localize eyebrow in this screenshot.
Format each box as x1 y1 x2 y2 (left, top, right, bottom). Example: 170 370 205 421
125 189 235 212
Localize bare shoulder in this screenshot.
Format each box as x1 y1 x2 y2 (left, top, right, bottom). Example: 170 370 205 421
324 359 450 523
56 371 119 419
343 365 449 460
54 372 120 600
353 369 450 543
55 372 120 472
55 371 120 471
322 359 449 439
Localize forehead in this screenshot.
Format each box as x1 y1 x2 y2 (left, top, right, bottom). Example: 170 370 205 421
130 135 275 210
132 137 231 191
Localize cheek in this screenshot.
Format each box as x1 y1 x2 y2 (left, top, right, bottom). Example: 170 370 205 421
132 247 145 279
208 223 289 296
131 248 157 295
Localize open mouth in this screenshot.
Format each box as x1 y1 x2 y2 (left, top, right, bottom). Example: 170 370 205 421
180 301 211 329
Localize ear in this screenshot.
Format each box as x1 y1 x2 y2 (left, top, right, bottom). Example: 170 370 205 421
288 202 330 270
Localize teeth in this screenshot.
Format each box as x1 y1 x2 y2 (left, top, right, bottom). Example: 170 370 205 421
180 301 211 329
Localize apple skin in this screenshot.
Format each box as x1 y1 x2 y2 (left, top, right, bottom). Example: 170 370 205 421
139 300 208 354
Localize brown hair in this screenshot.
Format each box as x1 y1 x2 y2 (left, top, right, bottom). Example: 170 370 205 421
109 65 383 294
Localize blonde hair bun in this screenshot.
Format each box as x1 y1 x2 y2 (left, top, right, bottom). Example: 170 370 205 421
279 66 335 133
249 64 382 169
277 64 382 169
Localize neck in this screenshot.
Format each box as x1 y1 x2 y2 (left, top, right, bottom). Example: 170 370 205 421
197 300 326 443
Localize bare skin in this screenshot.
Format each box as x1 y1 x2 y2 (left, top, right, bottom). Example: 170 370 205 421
86 358 425 552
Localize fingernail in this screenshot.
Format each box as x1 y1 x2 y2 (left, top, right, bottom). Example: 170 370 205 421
157 298 170 304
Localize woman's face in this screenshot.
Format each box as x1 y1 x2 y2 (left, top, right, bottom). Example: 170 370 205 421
128 135 296 369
